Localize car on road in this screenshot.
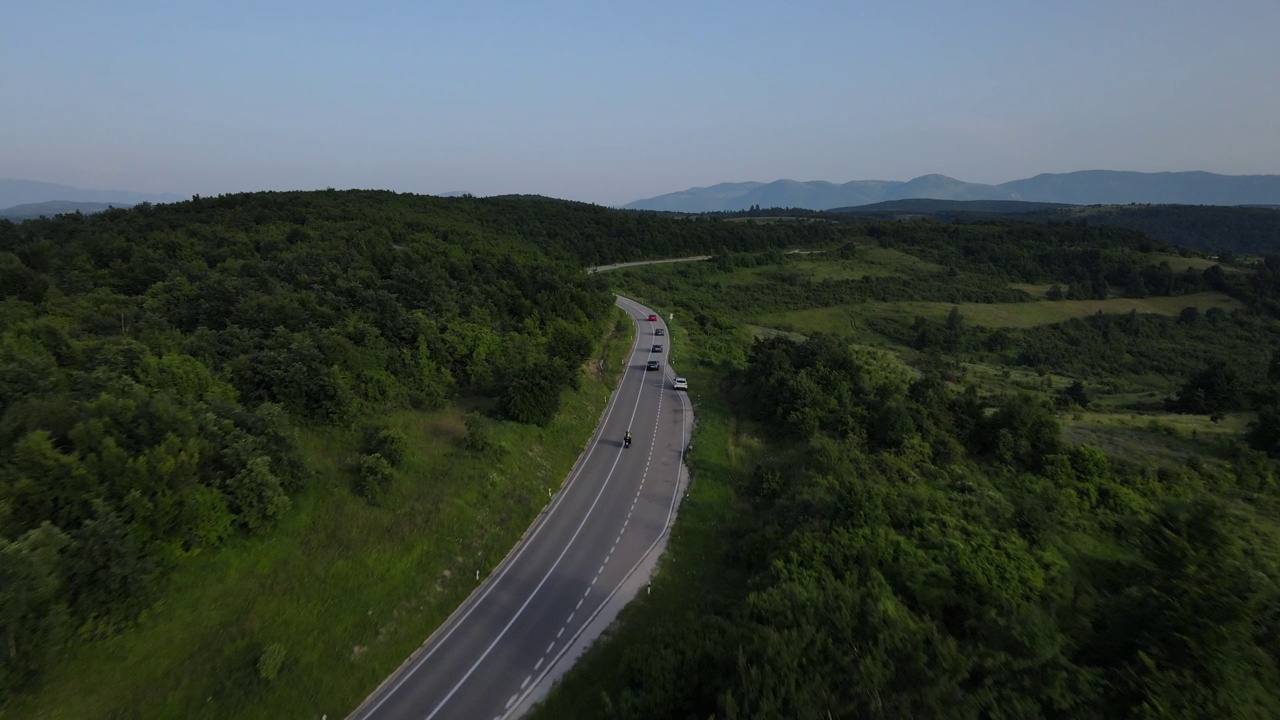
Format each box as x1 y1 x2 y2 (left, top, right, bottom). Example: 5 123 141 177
673 376 688 390
652 343 663 353
647 314 658 321
646 360 660 371
655 327 665 336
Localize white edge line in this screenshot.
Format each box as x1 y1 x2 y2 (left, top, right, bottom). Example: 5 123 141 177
501 365 691 719
350 298 648 720
417 300 661 719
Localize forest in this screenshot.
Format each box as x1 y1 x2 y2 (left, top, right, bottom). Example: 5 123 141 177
534 214 1280 719
6 191 1280 717
0 190 805 700
716 202 1280 256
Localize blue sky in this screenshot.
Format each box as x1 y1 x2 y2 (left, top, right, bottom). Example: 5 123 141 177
2 0 1278 205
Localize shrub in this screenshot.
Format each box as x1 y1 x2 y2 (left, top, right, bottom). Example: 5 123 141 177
360 423 407 467
356 453 394 501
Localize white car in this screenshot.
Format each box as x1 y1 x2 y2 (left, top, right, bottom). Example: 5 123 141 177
673 377 688 391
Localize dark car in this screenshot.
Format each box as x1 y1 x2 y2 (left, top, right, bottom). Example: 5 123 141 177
652 344 663 353
646 360 660 371
655 327 665 336
647 314 658 321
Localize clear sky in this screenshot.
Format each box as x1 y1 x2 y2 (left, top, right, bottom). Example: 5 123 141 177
3 0 1278 205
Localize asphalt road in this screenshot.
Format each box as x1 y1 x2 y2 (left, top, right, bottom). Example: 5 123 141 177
587 255 711 273
348 297 691 720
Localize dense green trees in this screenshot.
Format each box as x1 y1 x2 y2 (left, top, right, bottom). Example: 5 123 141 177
1 191 678 696
588 335 1280 719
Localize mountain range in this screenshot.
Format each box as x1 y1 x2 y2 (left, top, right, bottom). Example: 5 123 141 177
0 200 139 221
622 171 1280 212
0 179 184 212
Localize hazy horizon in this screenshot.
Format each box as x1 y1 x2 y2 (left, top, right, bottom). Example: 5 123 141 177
3 0 1278 206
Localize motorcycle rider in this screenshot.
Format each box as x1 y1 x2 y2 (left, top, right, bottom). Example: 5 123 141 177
624 430 632 447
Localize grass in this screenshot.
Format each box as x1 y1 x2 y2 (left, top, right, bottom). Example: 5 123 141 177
713 247 941 286
1146 252 1243 273
760 291 1244 333
1061 411 1247 471
3 309 636 720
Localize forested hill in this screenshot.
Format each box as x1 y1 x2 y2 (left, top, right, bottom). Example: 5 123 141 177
0 190 840 697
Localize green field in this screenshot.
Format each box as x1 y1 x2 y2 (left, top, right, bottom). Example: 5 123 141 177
5 311 636 720
715 246 941 286
1061 411 1247 471
760 290 1244 332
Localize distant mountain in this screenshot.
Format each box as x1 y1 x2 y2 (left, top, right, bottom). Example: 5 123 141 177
1001 170 1280 205
623 171 1280 212
0 179 183 210
0 200 133 221
832 199 1070 215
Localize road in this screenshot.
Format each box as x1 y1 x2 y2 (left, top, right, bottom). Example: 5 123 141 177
587 255 711 273
348 297 691 720
585 248 819 275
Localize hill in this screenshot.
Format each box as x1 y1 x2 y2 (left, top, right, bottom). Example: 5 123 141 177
1044 204 1280 255
0 190 855 718
1003 170 1280 205
831 198 1071 215
534 219 1280 720
0 200 134 220
819 201 1280 256
0 178 183 209
624 170 1280 212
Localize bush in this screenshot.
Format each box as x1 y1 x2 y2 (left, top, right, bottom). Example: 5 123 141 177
460 412 496 455
356 453 394 501
360 423 407 467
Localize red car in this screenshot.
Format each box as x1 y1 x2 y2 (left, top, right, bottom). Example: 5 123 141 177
647 314 658 321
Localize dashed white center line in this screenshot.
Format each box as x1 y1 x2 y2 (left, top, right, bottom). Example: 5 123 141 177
496 311 684 719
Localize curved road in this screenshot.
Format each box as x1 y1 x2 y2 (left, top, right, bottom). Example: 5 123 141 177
348 297 691 720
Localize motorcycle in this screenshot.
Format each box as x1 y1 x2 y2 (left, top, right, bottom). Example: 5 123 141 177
624 433 632 448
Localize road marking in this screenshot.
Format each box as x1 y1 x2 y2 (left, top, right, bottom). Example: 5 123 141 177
520 675 531 690
556 627 564 639
414 304 661 720
576 598 583 610
505 694 518 710
547 640 555 653
500 358 693 720
535 657 544 671
354 300 652 720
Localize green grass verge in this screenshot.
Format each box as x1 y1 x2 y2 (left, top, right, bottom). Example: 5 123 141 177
3 309 636 720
